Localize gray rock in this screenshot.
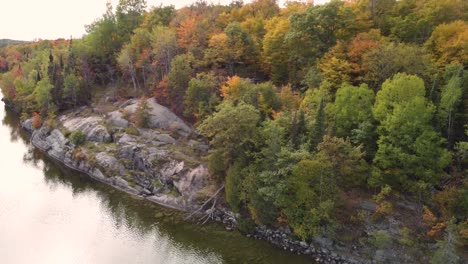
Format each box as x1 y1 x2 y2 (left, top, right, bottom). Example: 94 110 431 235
31 127 52 151
172 165 207 198
95 152 125 175
117 133 138 146
46 129 69 160
300 241 309 248
154 134 176 144
114 177 129 188
107 111 129 128
91 168 107 181
125 98 192 137
313 236 334 249
61 116 111 142
22 118 33 132
359 201 377 212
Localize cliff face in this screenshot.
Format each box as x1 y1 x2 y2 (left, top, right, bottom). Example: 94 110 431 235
22 98 213 211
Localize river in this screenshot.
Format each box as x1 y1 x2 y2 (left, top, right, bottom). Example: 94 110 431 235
0 97 312 264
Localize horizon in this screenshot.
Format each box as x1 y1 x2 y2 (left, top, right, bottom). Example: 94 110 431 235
1 0 329 42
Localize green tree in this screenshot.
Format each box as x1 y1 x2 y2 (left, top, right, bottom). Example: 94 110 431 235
167 53 195 114
373 73 426 122
438 74 463 146
198 101 261 173
334 83 376 156
285 158 338 239
184 72 219 121
373 96 451 190
310 97 325 151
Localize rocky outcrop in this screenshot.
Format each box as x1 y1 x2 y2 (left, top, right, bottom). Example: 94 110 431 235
107 110 129 128
95 152 125 175
59 115 111 142
124 98 192 137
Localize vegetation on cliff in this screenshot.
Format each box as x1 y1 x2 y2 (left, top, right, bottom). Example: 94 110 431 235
1 0 467 261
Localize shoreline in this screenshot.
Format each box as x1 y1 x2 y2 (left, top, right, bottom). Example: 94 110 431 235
4 100 361 264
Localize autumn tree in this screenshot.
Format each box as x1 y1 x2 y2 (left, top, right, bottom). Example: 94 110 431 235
425 20 468 67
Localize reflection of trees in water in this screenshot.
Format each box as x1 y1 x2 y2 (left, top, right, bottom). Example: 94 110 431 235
1 106 24 143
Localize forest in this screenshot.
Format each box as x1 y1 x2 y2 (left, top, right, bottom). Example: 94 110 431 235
0 0 467 261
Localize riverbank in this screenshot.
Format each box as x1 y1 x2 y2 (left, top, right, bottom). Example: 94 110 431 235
4 97 442 264
0 100 317 264
5 97 361 264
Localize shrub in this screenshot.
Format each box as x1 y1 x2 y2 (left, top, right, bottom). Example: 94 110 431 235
32 112 42 129
369 230 392 249
125 127 140 136
237 217 256 234
133 96 151 128
69 130 86 146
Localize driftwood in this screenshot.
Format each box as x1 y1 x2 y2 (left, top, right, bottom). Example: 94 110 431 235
185 184 224 222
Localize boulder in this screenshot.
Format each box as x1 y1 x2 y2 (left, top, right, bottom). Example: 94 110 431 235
60 116 111 143
46 129 69 161
107 111 129 128
172 165 207 198
359 201 377 212
117 133 138 146
21 118 33 132
154 134 176 144
95 152 125 175
125 98 192 137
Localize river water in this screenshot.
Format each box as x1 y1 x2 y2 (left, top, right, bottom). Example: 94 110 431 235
0 97 311 264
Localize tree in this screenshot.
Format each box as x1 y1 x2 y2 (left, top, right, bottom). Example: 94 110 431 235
151 26 177 78
373 73 426 122
334 83 376 156
262 16 290 84
431 219 460 264
285 158 338 239
362 42 433 91
167 53 194 114
34 76 53 109
184 72 219 121
117 44 139 91
206 22 256 75
373 95 451 191
316 135 369 188
287 0 356 75
133 96 152 128
198 101 260 172
63 72 80 108
438 73 463 146
310 97 325 151
425 20 468 68
116 0 147 43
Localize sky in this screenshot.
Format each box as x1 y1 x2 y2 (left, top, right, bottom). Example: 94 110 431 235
0 0 329 41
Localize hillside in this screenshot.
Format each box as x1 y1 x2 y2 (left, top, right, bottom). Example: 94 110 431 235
0 0 467 263
0 39 29 48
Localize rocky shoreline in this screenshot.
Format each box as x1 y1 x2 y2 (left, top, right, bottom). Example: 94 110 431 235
4 97 429 264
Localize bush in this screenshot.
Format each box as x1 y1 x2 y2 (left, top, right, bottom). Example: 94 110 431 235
133 96 151 128
125 127 140 136
237 217 256 234
69 130 86 146
369 230 392 249
32 112 42 129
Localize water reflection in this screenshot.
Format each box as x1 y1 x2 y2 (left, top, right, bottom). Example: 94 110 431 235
0 104 311 264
